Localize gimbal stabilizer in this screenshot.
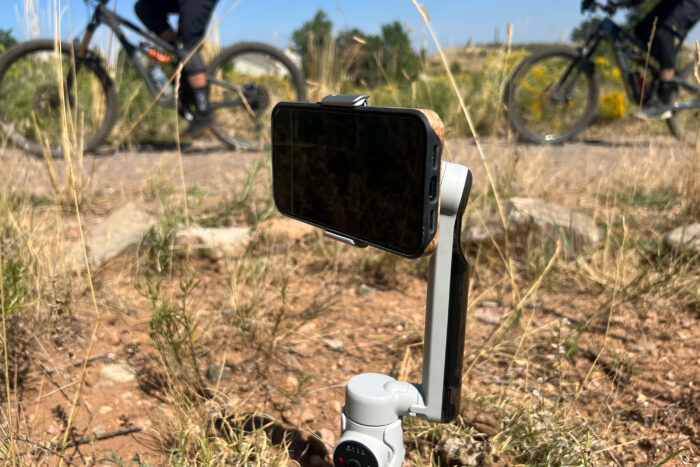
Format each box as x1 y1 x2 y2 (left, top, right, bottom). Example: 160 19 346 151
319 95 473 467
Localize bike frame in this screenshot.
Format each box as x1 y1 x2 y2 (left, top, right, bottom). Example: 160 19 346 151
76 0 179 106
74 0 250 112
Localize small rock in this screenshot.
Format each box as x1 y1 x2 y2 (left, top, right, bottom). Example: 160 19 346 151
356 284 375 297
281 409 297 425
298 321 318 334
629 342 658 355
473 308 502 326
99 406 113 415
663 223 700 254
324 338 344 351
206 364 233 384
461 400 500 437
301 410 315 423
285 375 299 391
176 225 250 259
110 330 121 346
98 363 136 383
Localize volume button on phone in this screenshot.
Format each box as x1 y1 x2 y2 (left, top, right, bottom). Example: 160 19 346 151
429 176 437 202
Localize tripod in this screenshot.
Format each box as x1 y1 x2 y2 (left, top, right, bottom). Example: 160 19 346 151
317 94 473 467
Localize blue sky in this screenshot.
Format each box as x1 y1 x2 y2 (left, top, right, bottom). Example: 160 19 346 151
1 0 698 51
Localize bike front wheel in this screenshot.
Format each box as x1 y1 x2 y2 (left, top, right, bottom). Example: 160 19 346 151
207 42 306 151
0 39 117 156
667 63 700 146
505 47 599 144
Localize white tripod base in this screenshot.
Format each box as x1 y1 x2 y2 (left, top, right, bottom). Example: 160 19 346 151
333 373 417 467
334 415 404 467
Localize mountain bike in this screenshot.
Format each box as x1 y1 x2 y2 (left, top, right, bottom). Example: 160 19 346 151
0 0 306 156
504 1 699 145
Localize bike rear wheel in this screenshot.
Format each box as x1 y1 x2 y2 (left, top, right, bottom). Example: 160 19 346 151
0 39 117 156
505 47 599 144
667 64 700 146
206 42 306 151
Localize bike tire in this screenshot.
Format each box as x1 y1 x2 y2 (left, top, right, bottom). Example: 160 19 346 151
505 47 599 144
667 63 700 146
0 39 118 157
206 41 306 151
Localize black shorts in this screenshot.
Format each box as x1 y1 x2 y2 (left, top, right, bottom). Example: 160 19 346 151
634 0 700 69
135 0 219 73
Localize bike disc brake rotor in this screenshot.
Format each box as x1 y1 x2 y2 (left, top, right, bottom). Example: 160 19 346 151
241 82 269 117
34 85 63 117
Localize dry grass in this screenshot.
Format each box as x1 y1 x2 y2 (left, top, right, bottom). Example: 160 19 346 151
0 1 698 466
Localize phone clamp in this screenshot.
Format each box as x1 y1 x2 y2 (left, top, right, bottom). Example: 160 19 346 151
321 93 370 107
332 161 473 467
318 93 371 249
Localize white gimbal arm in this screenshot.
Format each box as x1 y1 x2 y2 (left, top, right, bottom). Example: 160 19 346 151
331 161 472 467
316 94 473 467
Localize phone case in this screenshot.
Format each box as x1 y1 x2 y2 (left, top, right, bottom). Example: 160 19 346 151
271 102 443 258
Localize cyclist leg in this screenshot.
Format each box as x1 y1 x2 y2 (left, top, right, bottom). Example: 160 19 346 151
176 0 220 136
135 0 178 42
636 0 700 118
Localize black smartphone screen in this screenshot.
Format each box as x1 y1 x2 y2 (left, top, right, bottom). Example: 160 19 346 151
272 103 435 257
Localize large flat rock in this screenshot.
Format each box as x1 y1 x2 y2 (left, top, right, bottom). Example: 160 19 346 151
663 223 700 255
64 203 154 270
462 197 603 255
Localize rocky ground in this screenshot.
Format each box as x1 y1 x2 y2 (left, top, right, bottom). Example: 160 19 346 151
0 135 697 466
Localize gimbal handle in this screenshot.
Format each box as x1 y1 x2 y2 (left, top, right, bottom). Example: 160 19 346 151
333 162 472 467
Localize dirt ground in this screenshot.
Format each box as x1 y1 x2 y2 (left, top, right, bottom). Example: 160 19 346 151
0 135 698 466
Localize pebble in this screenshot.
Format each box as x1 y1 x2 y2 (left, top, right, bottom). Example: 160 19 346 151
473 308 502 326
98 363 136 383
99 406 113 415
206 364 233 384
324 338 344 350
110 330 121 346
356 284 375 297
285 375 299 391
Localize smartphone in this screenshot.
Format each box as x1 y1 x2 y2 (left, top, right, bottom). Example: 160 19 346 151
271 102 442 258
